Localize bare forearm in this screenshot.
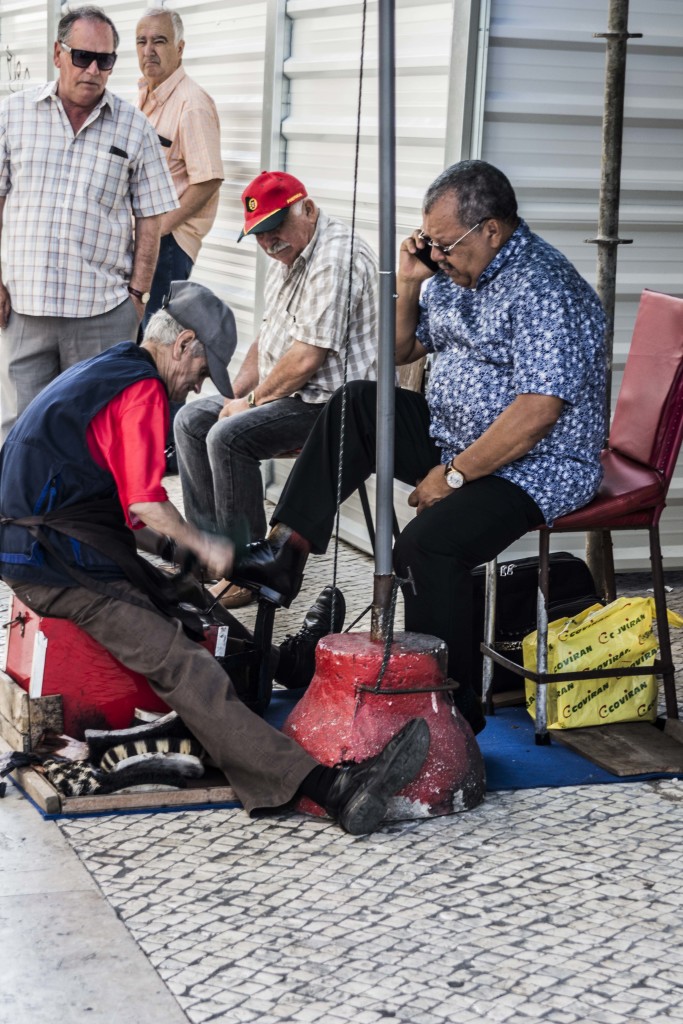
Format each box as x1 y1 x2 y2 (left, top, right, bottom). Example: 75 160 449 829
131 215 162 292
0 198 10 327
395 276 425 365
130 500 234 578
409 394 565 513
231 339 260 398
252 341 327 405
453 395 565 481
160 179 222 236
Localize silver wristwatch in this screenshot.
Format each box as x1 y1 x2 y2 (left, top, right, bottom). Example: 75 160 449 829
444 462 466 489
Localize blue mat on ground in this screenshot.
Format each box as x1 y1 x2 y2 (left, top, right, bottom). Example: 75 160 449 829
16 690 681 820
266 692 679 790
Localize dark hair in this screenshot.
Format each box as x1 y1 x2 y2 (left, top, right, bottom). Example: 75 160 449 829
423 160 518 226
58 5 119 51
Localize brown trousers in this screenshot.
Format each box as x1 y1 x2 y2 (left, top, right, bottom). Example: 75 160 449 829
10 579 317 814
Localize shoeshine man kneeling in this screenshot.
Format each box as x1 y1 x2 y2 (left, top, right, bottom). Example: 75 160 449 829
241 160 607 736
0 281 429 835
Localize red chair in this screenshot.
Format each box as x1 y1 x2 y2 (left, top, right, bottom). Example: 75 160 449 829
481 289 683 742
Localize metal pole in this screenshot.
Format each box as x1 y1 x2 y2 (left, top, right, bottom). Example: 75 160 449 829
585 0 641 601
370 0 397 642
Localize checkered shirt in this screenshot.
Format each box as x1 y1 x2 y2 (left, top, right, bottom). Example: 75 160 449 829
258 210 378 403
0 82 178 318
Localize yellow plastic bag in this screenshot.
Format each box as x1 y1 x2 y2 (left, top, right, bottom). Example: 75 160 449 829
523 597 683 729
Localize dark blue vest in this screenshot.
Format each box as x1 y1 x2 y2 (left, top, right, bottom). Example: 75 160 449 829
0 342 164 587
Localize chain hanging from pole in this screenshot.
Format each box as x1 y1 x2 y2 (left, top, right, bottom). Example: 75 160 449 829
329 0 369 635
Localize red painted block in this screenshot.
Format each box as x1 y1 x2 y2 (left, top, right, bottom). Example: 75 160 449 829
283 630 486 821
3 594 222 739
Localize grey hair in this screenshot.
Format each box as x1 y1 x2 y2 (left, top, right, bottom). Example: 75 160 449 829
140 6 184 44
423 160 518 227
58 6 120 51
288 199 306 217
143 309 202 353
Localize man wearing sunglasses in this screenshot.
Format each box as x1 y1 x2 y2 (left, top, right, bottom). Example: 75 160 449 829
242 160 607 736
0 4 179 441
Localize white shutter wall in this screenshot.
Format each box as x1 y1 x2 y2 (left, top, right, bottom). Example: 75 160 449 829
0 0 50 98
264 0 456 551
101 0 269 358
473 0 683 567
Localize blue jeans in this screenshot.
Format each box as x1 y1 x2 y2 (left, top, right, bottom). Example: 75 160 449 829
143 234 194 469
143 233 194 327
175 394 324 541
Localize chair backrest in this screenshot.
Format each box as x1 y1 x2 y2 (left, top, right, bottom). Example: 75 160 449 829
610 289 683 484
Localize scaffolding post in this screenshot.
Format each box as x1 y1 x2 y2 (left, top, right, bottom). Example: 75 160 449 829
585 0 641 600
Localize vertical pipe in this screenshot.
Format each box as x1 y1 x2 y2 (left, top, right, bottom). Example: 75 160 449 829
593 0 638 417
371 0 396 641
586 0 640 601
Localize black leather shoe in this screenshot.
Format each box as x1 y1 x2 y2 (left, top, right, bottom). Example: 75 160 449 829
276 586 346 689
230 529 308 608
325 718 430 835
449 680 486 735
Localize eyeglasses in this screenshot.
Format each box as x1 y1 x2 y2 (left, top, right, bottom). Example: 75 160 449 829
60 42 117 72
418 219 486 255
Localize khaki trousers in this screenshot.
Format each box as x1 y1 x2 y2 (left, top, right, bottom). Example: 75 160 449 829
10 579 317 814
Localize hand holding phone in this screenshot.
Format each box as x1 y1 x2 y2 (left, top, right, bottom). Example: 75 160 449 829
413 244 441 275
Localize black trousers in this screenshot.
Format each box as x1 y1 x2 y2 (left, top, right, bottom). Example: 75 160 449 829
273 381 544 687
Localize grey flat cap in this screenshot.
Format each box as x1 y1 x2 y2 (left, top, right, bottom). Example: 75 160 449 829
162 281 236 397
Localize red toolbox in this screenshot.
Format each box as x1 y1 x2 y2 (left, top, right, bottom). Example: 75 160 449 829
2 594 227 739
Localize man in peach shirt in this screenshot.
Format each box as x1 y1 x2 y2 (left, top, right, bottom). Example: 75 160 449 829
136 6 224 324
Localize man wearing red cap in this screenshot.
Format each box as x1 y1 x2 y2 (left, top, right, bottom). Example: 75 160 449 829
174 170 378 608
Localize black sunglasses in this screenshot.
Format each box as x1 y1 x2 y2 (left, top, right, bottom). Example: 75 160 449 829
60 42 117 72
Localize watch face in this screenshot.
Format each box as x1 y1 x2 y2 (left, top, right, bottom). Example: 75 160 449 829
446 468 464 489
142 292 151 304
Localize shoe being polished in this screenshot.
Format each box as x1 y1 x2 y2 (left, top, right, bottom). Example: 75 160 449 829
230 526 309 608
276 586 346 689
325 718 431 836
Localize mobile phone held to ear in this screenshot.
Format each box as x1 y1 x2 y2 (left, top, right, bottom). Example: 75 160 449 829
414 244 441 274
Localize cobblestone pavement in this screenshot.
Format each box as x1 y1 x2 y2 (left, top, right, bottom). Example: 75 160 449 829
58 777 683 1024
55 499 683 1024
6 486 683 1023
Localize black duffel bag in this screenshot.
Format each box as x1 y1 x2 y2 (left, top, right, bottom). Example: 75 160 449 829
470 552 603 697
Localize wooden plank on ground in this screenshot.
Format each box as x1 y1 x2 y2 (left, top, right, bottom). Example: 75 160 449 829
60 777 237 815
491 686 525 709
0 735 62 814
0 669 29 734
553 721 683 776
0 713 30 752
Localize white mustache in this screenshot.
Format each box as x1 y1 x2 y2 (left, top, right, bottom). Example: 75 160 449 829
267 241 289 255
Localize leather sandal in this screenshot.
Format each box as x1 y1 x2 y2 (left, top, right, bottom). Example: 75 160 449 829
210 581 256 609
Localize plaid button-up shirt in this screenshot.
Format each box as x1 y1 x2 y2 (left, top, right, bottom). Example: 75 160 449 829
0 82 178 318
258 210 378 404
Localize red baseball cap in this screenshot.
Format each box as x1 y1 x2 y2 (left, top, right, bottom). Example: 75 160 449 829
237 171 308 241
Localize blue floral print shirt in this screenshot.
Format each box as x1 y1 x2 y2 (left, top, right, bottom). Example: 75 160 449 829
415 220 607 524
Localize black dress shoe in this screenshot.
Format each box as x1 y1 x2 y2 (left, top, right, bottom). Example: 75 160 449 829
276 586 346 689
325 718 431 835
231 529 308 608
449 679 486 735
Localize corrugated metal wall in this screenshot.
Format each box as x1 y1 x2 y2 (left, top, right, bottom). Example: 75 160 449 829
266 0 457 549
479 0 683 566
0 0 681 566
102 0 269 353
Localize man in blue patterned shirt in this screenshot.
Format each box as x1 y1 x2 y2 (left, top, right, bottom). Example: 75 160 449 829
238 161 607 734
